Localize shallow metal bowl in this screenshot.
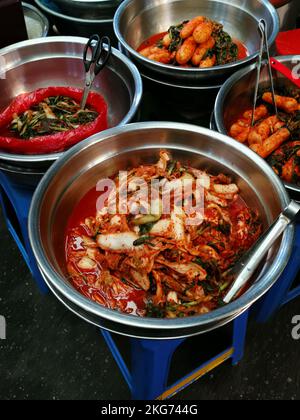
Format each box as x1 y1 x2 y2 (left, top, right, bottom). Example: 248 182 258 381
23 2 49 39
53 0 122 19
0 36 143 180
214 55 300 200
114 0 279 84
28 122 294 339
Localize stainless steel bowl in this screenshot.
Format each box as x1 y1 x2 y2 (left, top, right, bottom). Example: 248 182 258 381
34 0 116 39
141 71 221 121
53 0 122 19
118 42 222 121
28 122 294 339
0 36 143 184
214 55 300 200
114 0 280 83
23 2 49 39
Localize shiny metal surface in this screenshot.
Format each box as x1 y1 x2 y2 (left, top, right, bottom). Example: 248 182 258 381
53 0 122 19
214 55 300 198
114 0 280 83
210 111 217 131
251 19 278 125
0 36 143 172
0 161 45 187
28 122 294 338
119 42 222 120
142 71 221 121
34 0 115 39
23 2 49 38
224 200 300 303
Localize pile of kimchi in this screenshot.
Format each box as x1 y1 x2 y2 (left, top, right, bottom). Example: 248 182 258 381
66 151 262 318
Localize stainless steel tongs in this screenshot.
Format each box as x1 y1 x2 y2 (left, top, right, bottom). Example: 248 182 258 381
251 19 278 126
224 200 300 304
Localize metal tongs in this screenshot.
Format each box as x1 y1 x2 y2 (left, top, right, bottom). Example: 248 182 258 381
224 200 300 304
80 34 111 109
251 19 278 126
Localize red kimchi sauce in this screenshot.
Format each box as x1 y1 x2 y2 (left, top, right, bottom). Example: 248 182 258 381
66 187 99 232
65 186 146 316
233 39 249 60
137 32 168 52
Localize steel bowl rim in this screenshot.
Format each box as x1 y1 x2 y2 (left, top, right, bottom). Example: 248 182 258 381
42 269 251 339
54 0 121 3
140 70 223 90
0 36 143 164
214 54 300 195
55 0 120 3
22 2 50 38
28 121 294 332
34 0 114 23
113 0 280 75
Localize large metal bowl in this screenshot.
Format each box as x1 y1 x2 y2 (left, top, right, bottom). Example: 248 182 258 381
141 71 222 121
118 42 222 121
114 0 280 84
34 0 116 39
28 122 294 339
213 55 300 200
53 0 122 19
0 36 142 183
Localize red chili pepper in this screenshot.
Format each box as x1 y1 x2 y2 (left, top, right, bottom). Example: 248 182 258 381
0 86 108 155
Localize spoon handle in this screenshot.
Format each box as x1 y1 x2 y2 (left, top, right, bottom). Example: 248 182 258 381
223 200 300 304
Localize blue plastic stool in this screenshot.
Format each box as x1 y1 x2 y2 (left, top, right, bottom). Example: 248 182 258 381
0 170 251 399
255 223 300 323
0 171 48 293
101 310 249 400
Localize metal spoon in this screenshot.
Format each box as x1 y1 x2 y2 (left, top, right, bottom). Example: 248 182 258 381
223 200 300 304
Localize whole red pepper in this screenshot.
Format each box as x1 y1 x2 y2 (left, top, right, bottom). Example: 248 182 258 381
0 86 108 155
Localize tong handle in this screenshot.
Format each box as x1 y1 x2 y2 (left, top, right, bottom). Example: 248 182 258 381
259 20 278 117
252 19 278 126
223 200 300 304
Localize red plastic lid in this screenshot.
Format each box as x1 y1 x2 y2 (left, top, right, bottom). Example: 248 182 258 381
276 29 300 55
